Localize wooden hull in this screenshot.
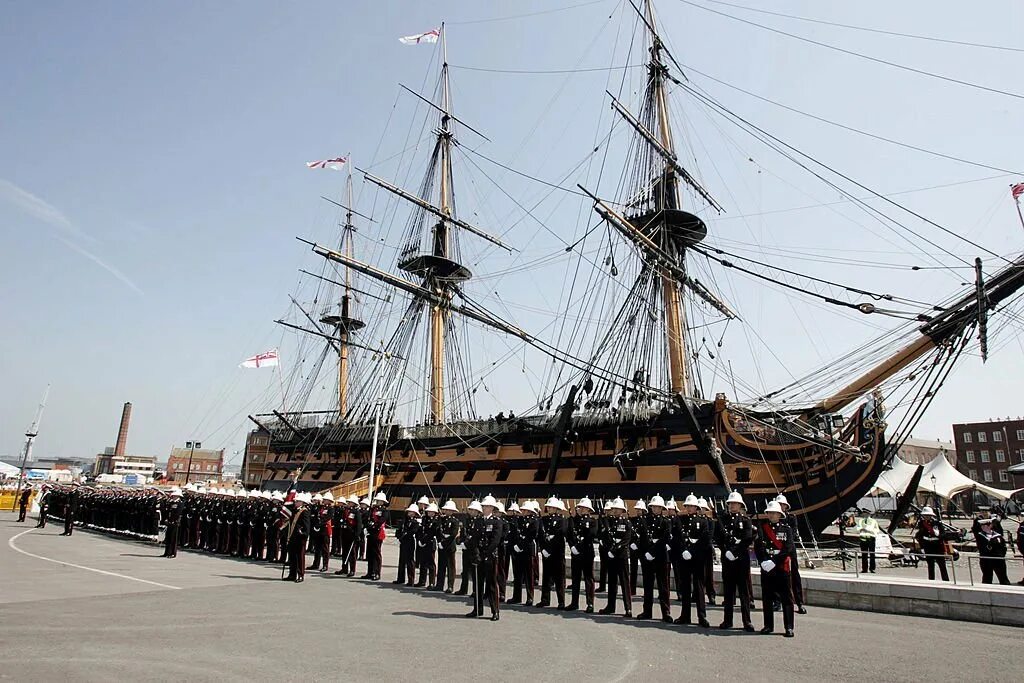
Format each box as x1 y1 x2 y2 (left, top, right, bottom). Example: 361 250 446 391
259 397 887 536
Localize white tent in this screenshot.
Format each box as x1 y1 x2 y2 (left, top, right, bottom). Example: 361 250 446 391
870 453 1021 501
0 461 21 478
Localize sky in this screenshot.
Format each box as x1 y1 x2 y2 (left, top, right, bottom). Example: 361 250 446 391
2 0 1023 470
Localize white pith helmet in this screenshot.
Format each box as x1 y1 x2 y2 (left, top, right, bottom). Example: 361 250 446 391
649 494 666 509
610 497 626 511
765 500 786 516
374 492 388 504
576 497 594 511
683 494 700 508
481 494 499 508
323 491 335 502
775 494 790 508
442 500 459 512
697 497 710 510
633 499 647 511
417 496 430 506
468 500 483 513
726 491 746 509
426 502 439 513
405 503 420 515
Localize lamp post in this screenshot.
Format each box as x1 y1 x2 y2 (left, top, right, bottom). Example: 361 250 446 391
930 474 938 511
184 440 200 485
817 412 849 570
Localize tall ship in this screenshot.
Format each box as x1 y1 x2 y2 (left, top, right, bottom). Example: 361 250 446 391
246 1 1024 536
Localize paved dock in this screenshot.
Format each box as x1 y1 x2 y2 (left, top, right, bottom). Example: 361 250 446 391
1 513 1021 682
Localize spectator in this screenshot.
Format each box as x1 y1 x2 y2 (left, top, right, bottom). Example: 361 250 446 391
854 509 880 574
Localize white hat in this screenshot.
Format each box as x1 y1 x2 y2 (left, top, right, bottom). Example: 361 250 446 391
726 491 745 509
649 494 666 509
468 500 483 513
666 497 678 511
683 494 699 508
238 489 249 499
481 494 499 508
775 494 790 508
170 488 183 497
521 500 539 514
373 492 388 503
496 501 506 514
544 496 566 511
323 491 335 502
296 492 312 504
312 493 323 502
920 506 936 517
765 500 786 516
610 497 627 511
442 500 459 512
405 503 420 515
633 499 647 511
697 497 710 510
508 502 520 513
576 497 594 511
417 496 430 505
359 497 370 506
272 491 284 501
603 500 612 511
225 489 236 498
426 502 439 513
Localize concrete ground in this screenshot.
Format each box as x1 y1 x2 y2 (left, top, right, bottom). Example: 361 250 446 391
1 512 1021 682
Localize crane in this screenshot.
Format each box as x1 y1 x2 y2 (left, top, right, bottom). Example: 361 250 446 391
11 384 50 511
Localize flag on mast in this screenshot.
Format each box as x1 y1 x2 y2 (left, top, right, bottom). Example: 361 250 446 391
1012 182 1024 202
240 349 279 369
306 157 348 170
399 28 439 45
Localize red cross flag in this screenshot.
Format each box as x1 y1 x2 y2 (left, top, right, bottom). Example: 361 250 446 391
240 349 279 369
1012 183 1024 202
306 157 348 170
399 28 440 45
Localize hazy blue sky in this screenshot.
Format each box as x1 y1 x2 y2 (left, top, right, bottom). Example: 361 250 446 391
3 1 1023 470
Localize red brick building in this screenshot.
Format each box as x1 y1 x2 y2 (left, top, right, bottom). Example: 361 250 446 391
952 418 1024 488
167 444 224 484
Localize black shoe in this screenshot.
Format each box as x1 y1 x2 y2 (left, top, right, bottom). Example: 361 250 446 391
772 601 781 612
465 610 478 618
444 589 453 594
797 606 807 615
359 574 372 579
414 582 426 588
784 629 794 638
743 624 755 633
564 603 578 611
585 605 594 614
490 613 500 621
707 597 717 606
335 570 347 575
674 616 691 625
295 577 304 583
392 580 404 584
718 622 732 630
759 627 773 634
698 619 710 628
748 602 756 610
623 611 632 618
635 612 652 620
598 607 614 615
661 615 673 623
524 599 534 607
506 598 521 605
455 590 469 596
536 601 550 608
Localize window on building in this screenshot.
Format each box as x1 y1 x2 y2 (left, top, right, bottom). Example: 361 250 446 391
977 432 987 443
1017 430 1024 441
1019 449 1024 462
996 449 1005 462
968 469 978 480
981 450 990 463
999 471 1009 483
983 470 993 483
993 431 1003 442
966 450 975 463
963 433 972 443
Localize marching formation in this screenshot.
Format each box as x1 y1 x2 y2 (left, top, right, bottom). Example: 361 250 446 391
31 484 806 637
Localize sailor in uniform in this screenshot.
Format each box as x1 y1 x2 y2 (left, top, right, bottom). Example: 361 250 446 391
598 497 633 617
567 497 597 613
755 499 796 637
466 494 504 621
538 496 568 609
672 494 710 627
715 491 755 632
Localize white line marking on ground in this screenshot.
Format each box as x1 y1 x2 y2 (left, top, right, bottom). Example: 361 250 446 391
8 528 182 590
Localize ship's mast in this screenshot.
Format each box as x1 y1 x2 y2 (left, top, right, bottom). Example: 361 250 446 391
645 0 690 396
430 23 454 424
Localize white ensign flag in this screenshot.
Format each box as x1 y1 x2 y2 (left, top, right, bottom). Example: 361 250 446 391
399 28 440 45
240 349 279 369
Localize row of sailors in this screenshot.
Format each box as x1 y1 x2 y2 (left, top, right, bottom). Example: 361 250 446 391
37 484 800 636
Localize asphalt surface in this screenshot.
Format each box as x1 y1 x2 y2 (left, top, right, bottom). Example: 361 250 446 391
1 512 1021 682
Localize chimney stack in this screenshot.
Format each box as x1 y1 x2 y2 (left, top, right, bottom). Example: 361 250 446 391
114 402 132 457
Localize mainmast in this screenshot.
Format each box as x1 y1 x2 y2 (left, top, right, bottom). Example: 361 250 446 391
645 0 690 397
320 164 365 420
430 23 455 424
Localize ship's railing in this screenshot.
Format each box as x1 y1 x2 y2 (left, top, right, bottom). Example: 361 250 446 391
322 474 385 501
400 414 551 440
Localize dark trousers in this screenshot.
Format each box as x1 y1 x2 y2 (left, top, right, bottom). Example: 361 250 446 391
925 555 949 581
287 538 306 581
18 504 28 522
457 548 474 593
721 559 752 626
980 557 1010 584
63 513 74 536
366 537 383 578
340 534 358 574
541 551 566 607
511 548 535 602
498 548 509 600
331 528 342 556
163 524 179 557
569 552 595 608
629 553 639 597
761 569 794 632
416 543 436 586
674 558 707 622
640 558 671 618
480 557 500 616
598 554 607 590
436 546 457 590
36 510 47 528
310 534 330 571
704 551 716 600
397 543 416 585
859 537 876 573
266 529 280 563
604 555 631 613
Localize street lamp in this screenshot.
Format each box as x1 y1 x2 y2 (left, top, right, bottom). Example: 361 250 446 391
817 412 849 570
930 474 938 511
184 440 201 485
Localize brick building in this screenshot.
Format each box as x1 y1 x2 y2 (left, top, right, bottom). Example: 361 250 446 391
897 437 955 467
241 429 270 489
167 444 224 484
952 418 1024 488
